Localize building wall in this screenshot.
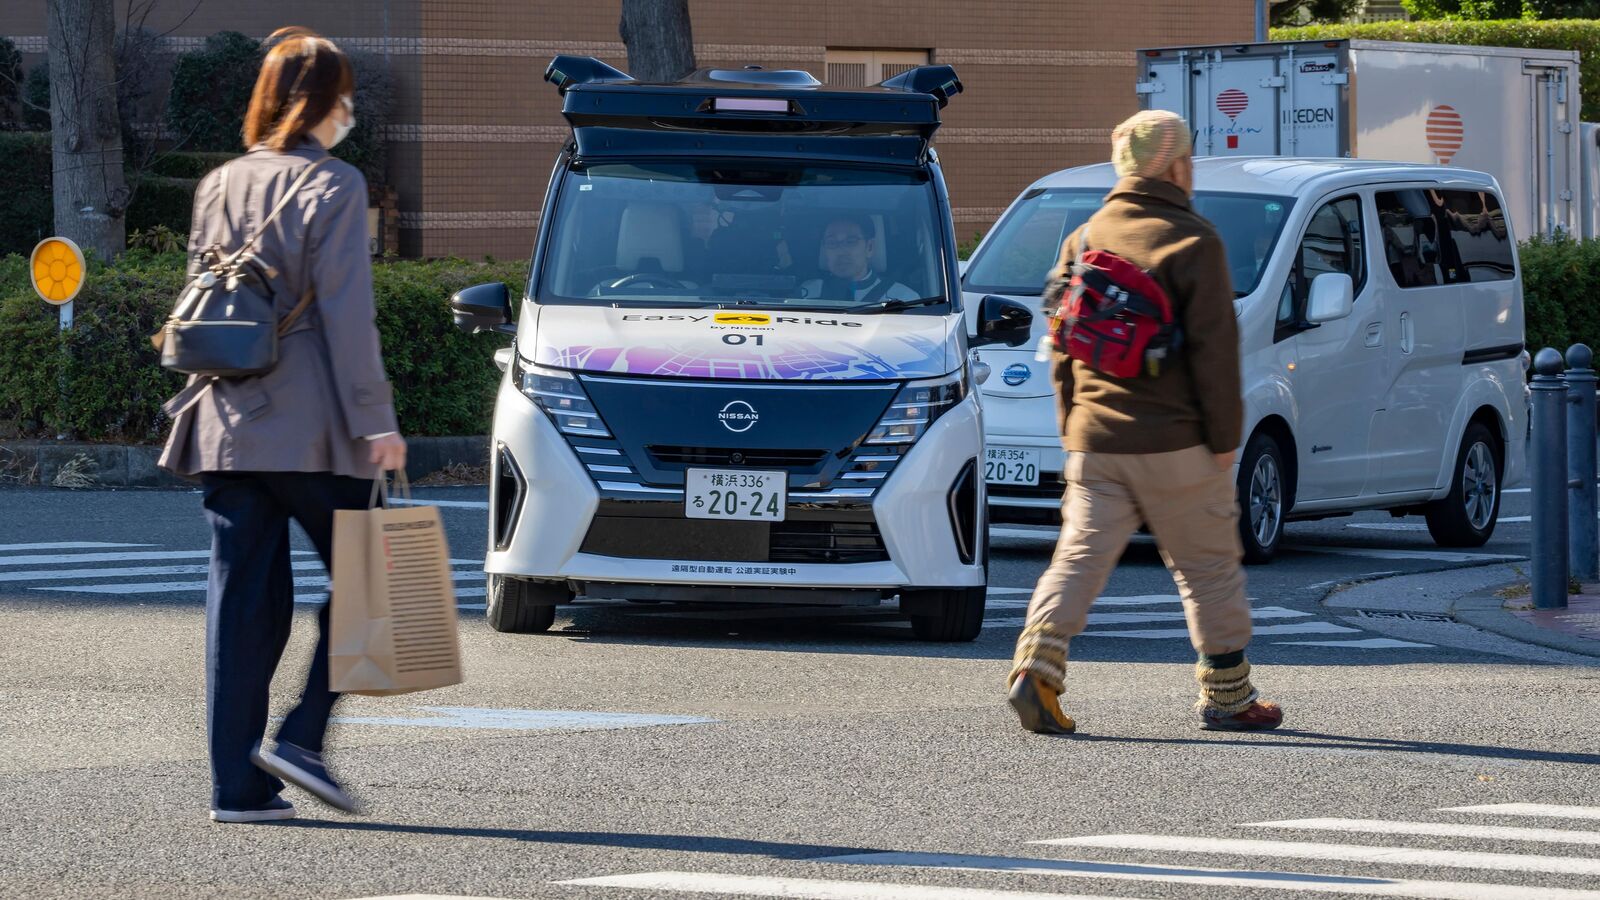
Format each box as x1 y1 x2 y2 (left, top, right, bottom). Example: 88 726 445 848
2 0 1253 259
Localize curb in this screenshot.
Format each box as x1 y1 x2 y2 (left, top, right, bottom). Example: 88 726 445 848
0 436 489 489
1452 583 1600 660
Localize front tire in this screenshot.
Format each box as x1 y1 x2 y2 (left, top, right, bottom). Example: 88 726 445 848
1425 422 1501 548
1237 432 1287 565
485 574 564 633
903 586 986 642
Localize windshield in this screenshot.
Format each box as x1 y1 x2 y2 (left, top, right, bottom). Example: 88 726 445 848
538 161 949 313
962 188 1294 297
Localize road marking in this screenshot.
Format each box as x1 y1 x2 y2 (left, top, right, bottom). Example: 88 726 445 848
1443 804 1600 821
1082 621 1361 640
0 550 311 567
989 606 1313 630
818 851 1600 900
990 526 1058 541
1246 817 1600 845
1275 638 1435 649
558 871 1135 900
1036 834 1600 876
329 707 715 731
1505 487 1530 494
0 560 331 583
0 541 153 552
1346 523 1428 533
390 498 491 509
1285 547 1525 563
987 594 1186 610
36 569 484 595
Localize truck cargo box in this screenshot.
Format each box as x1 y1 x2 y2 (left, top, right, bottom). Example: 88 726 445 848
1137 39 1580 238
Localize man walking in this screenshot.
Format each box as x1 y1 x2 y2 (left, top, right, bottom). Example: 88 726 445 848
1007 110 1284 734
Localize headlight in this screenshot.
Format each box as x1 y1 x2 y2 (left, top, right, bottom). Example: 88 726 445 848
514 357 611 438
866 370 967 446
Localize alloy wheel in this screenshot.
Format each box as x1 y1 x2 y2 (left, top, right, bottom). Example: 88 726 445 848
1249 453 1282 548
1462 441 1498 532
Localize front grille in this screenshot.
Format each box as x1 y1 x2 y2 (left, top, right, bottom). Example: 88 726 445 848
648 446 829 469
579 510 889 564
770 520 888 563
989 473 1066 501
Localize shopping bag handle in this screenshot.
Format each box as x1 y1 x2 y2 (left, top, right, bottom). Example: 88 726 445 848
368 468 413 510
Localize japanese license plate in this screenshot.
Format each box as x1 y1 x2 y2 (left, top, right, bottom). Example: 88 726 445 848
685 469 787 522
985 447 1041 486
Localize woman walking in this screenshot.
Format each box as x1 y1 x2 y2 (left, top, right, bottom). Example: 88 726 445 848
158 26 406 823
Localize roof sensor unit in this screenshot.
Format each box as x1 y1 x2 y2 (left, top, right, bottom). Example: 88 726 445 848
879 65 964 108
544 55 632 94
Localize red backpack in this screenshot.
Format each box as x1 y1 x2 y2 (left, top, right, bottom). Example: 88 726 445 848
1050 228 1180 379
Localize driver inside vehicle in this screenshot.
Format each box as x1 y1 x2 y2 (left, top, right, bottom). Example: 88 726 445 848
800 215 917 302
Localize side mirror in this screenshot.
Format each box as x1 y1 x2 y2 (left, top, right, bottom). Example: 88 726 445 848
1305 273 1355 324
972 295 1033 348
450 282 514 335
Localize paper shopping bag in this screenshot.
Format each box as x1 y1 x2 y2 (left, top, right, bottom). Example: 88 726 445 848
329 496 463 696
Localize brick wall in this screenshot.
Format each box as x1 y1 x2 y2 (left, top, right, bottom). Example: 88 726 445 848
1 0 1254 259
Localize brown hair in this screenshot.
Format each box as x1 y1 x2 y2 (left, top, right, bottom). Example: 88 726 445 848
242 26 354 151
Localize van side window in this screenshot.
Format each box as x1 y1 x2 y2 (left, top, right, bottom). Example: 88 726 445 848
1277 195 1364 338
1375 189 1514 287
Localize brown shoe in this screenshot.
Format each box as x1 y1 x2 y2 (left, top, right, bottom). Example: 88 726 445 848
1199 700 1284 732
1007 672 1077 735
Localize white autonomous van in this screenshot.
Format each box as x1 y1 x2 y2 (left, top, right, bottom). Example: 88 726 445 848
963 158 1526 562
450 57 1033 640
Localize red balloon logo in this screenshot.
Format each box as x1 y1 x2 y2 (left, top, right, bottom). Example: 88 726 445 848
1217 88 1249 121
1426 105 1464 165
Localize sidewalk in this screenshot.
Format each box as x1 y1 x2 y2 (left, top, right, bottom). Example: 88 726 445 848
1324 563 1600 661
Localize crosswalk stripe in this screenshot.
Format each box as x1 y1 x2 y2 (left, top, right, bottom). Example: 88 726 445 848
0 560 330 583
1036 833 1600 876
0 541 153 552
37 570 484 595
1275 638 1435 649
989 606 1315 630
1443 804 1600 821
391 497 491 509
1246 817 1600 845
0 550 311 567
1082 621 1361 639
818 850 1599 900
558 871 1135 899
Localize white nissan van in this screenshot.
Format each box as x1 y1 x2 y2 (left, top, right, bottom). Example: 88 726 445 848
449 57 1033 640
963 158 1526 562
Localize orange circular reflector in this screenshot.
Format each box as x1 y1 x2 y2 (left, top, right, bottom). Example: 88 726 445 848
30 237 86 306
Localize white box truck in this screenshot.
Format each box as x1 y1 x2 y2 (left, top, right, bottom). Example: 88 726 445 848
1136 39 1580 239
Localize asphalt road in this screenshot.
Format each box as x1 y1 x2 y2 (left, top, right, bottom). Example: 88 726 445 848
2 483 1597 900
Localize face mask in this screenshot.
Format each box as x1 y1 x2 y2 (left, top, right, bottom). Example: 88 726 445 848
329 95 355 148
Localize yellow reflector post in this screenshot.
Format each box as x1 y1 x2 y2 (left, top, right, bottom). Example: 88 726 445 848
30 237 87 306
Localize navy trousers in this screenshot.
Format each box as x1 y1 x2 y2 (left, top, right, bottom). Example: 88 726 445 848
200 471 375 810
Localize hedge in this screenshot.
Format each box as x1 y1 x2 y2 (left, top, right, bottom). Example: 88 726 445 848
0 252 523 442
0 133 53 258
1273 19 1600 120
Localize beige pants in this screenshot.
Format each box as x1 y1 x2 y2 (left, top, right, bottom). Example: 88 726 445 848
1023 445 1252 657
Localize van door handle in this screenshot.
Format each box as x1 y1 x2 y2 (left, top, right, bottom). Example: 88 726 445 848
1400 312 1415 354
1364 322 1383 347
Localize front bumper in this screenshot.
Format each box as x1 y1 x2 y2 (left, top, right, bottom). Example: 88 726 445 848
484 373 987 596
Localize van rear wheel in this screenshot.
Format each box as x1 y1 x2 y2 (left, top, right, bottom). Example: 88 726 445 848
1237 432 1287 565
486 574 563 633
1425 422 1501 548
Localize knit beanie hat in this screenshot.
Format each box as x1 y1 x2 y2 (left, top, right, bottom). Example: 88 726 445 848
1111 109 1192 178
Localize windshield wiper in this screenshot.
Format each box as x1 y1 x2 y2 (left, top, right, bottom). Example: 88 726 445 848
848 297 946 313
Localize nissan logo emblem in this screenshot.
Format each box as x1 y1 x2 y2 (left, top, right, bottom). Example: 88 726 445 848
718 400 759 433
1002 363 1031 386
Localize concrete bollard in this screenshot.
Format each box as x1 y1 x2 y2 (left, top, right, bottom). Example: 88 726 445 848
1532 347 1570 610
1567 344 1598 583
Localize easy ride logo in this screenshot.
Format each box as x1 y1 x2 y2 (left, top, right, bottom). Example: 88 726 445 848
713 312 772 326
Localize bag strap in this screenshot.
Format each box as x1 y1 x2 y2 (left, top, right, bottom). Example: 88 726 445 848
367 468 412 509
221 156 332 268
859 274 894 304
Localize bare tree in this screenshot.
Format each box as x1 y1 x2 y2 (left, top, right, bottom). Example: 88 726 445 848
619 0 695 83
46 0 128 259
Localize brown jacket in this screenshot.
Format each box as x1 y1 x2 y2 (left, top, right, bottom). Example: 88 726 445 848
158 139 399 479
1048 177 1242 455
